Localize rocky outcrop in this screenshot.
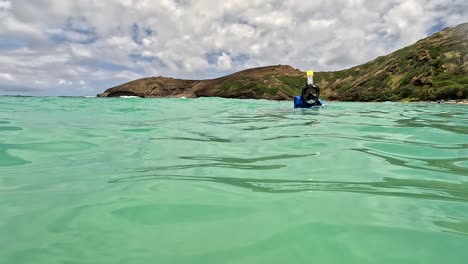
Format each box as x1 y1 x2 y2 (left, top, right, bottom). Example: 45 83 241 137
97 65 304 100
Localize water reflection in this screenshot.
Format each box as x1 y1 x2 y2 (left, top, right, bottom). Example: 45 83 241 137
179 154 318 163
353 148 468 177
434 218 468 237
109 173 468 203
397 117 468 134
151 131 232 143
297 133 468 149
130 153 318 172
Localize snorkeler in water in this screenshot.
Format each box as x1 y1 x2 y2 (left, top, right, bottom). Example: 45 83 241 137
294 84 323 108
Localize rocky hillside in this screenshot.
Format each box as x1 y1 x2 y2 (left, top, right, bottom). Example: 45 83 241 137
97 65 305 100
98 22 467 101
316 22 468 101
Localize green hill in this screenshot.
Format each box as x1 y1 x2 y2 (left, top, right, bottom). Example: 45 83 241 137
316 22 468 101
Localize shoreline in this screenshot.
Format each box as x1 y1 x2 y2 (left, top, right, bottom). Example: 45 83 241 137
1 95 467 104
419 99 468 104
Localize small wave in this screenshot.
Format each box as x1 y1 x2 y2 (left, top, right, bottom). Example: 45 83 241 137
108 174 468 203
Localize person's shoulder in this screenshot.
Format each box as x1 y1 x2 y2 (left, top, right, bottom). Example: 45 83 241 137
294 96 302 108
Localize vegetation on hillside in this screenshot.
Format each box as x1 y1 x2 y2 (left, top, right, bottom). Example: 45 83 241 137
315 22 468 101
218 74 305 97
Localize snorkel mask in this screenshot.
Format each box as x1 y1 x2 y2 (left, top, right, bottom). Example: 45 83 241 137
302 84 320 105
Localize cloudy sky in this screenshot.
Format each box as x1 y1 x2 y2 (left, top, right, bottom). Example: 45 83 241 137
0 0 466 95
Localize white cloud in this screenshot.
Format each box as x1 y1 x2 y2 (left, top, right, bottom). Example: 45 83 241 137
217 52 233 70
0 0 466 95
0 72 14 81
0 0 11 9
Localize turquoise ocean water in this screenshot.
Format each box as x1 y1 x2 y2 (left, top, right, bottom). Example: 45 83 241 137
0 96 467 263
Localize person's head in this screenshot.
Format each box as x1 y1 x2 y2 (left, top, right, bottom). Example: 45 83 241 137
301 84 320 104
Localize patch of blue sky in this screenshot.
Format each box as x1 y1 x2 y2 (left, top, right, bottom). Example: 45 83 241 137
375 29 400 50
205 50 250 65
131 23 155 45
0 38 26 50
50 31 96 45
426 19 446 35
232 53 250 64
129 52 166 68
49 17 97 44
93 61 133 72
205 50 223 65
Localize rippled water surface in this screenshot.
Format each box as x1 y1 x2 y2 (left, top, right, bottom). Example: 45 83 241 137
1 96 467 263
